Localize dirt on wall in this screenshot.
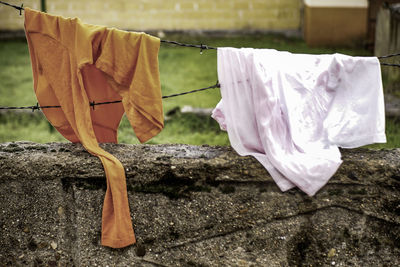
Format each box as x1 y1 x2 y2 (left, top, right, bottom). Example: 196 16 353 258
0 141 399 266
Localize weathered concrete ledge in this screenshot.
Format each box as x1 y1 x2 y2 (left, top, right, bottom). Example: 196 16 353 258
0 142 399 266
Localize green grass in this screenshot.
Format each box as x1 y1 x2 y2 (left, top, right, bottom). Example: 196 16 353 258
0 34 399 147
0 112 66 143
0 40 35 106
366 117 400 149
118 112 230 146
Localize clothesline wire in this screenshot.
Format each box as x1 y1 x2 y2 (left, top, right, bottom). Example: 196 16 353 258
0 1 399 111
380 62 400 67
0 82 221 112
160 40 216 51
0 0 399 111
0 1 217 51
1 0 400 63
0 1 23 15
377 52 400 59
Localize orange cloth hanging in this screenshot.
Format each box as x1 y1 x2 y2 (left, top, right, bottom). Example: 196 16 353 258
24 8 163 248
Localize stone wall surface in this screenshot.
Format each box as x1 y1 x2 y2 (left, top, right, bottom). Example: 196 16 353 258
0 0 301 32
0 142 399 266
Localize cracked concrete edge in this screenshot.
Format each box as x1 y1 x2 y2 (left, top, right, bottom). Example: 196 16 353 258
0 142 400 266
1 141 399 183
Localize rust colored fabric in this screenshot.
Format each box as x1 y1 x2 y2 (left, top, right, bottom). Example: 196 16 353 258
24 8 163 248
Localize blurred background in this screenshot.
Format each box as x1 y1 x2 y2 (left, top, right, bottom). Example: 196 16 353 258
0 0 399 147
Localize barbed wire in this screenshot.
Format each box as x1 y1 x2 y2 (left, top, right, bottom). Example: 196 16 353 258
377 53 400 68
0 1 23 15
0 82 220 112
161 82 219 98
1 1 400 64
377 52 400 59
380 62 400 67
0 0 399 112
160 40 216 52
0 1 217 52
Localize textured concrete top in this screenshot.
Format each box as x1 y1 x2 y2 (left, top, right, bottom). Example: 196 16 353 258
0 142 399 266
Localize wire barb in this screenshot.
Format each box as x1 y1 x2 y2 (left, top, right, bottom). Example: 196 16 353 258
33 102 39 112
0 0 24 15
2 1 400 60
160 40 217 51
0 83 221 111
0 1 218 51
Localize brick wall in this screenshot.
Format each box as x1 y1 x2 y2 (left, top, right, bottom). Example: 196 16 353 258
0 0 301 31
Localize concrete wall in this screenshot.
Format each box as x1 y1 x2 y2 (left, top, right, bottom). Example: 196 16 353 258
0 0 302 31
1 142 400 266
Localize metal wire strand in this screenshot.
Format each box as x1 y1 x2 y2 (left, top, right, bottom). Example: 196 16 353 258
0 0 23 15
162 82 220 99
378 53 400 68
0 82 221 111
160 40 217 51
378 53 400 59
0 1 217 51
380 62 400 67
3 1 400 60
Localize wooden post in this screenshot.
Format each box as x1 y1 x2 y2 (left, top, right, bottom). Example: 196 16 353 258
375 5 400 93
41 0 46 12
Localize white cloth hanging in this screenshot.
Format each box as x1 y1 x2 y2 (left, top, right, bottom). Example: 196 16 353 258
212 48 386 196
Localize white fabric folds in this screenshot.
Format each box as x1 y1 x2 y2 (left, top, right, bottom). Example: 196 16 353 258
212 48 386 196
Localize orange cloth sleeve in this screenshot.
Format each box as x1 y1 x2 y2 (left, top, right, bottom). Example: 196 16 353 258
95 30 163 142
24 8 164 248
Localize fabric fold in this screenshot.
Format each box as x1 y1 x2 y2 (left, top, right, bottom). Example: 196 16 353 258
213 47 386 196
24 8 163 248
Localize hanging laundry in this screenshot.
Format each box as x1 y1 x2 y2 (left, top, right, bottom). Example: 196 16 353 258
212 48 386 196
24 8 164 248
